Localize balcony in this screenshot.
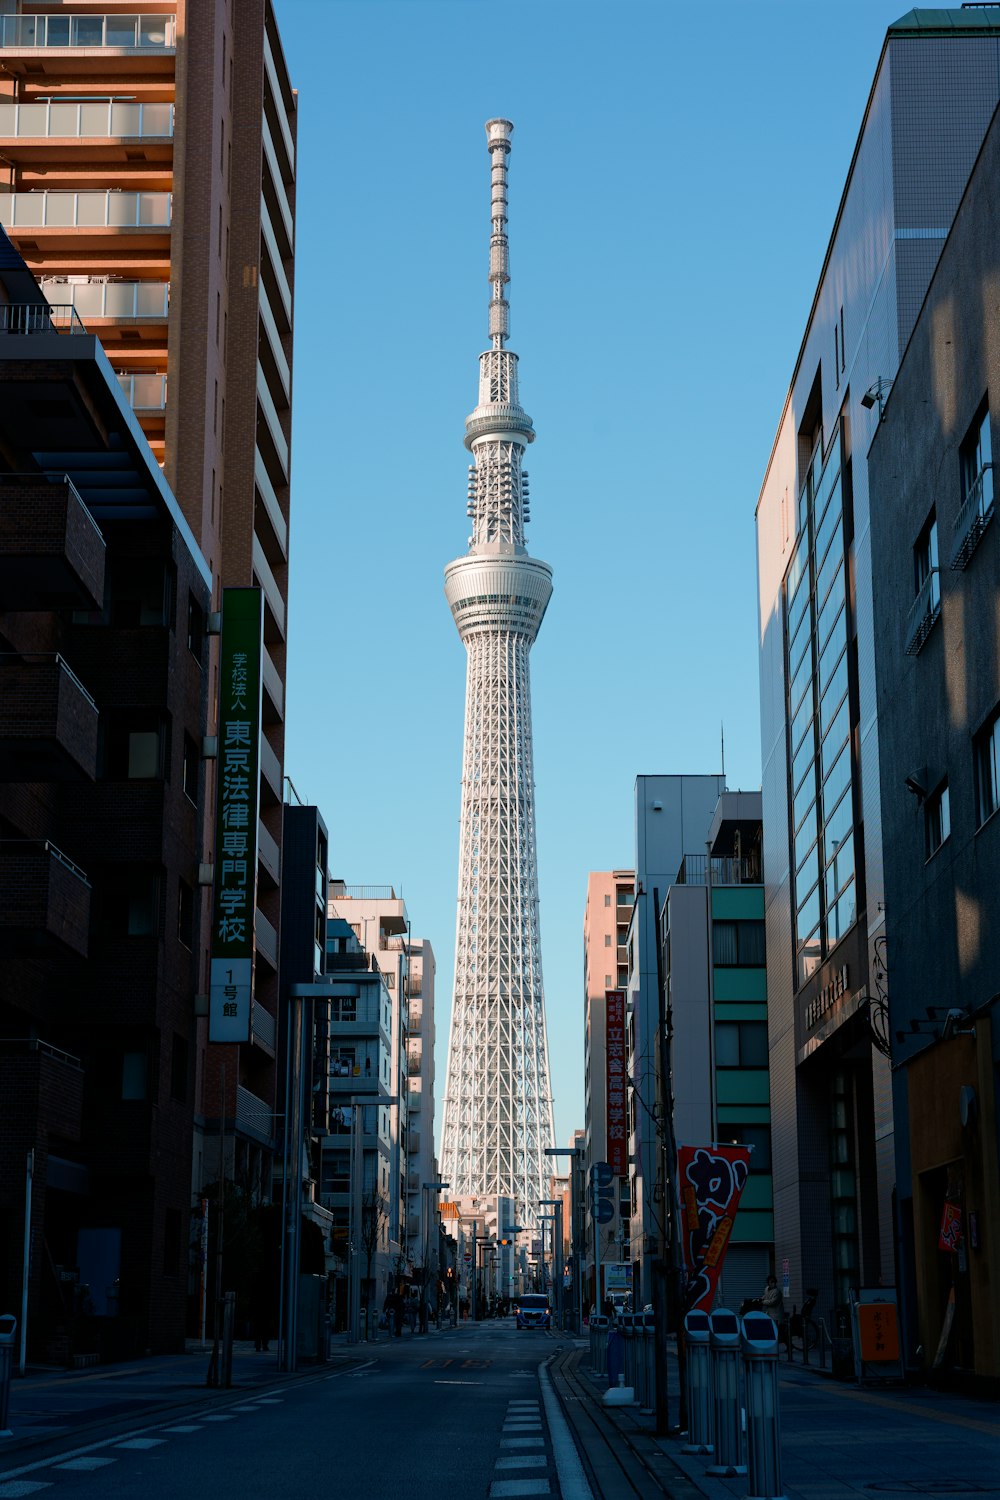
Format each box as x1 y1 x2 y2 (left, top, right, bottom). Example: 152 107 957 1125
951 464 995 570
0 473 105 610
256 908 278 970
0 1038 84 1142
0 839 91 958
904 568 941 657
676 853 764 886
116 371 167 412
257 817 280 886
0 653 98 781
262 645 284 723
259 732 282 805
235 1084 273 1144
41 278 169 323
0 301 86 335
0 190 171 229
0 101 173 140
251 1001 277 1058
0 14 176 50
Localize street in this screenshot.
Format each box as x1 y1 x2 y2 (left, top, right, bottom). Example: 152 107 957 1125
0 1322 567 1500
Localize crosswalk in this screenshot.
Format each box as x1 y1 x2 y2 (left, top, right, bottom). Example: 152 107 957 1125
0 1394 286 1498
490 1399 552 1498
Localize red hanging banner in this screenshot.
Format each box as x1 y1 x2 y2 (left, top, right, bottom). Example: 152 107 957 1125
677 1144 752 1311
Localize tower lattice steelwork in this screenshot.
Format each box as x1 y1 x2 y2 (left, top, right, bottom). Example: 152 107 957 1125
440 119 555 1228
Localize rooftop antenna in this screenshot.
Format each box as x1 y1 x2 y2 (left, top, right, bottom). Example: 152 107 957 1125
721 721 726 779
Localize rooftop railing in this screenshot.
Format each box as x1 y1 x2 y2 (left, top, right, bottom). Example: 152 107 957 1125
0 100 173 139
951 463 995 570
0 837 90 885
0 1036 82 1069
0 14 176 50
40 278 169 321
0 302 86 334
904 567 941 657
0 651 97 709
329 884 401 902
0 189 172 229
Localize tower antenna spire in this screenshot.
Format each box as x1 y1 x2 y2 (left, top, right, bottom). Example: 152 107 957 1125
485 118 513 349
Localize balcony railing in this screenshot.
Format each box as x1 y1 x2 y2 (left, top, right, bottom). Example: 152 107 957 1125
40 278 169 321
677 854 763 886
0 14 176 50
0 302 86 335
904 568 941 657
235 1084 272 1140
117 371 167 411
0 101 173 139
0 190 171 229
950 464 995 570
329 884 400 902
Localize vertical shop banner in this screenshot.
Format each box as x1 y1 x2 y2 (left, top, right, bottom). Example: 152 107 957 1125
209 587 263 1042
605 989 627 1176
677 1143 752 1311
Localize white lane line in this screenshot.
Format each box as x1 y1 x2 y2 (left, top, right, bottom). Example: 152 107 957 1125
115 1438 166 1450
228 1406 263 1412
325 1360 376 1381
0 1483 54 1497
490 1482 551 1497
162 1425 202 1433
54 1458 117 1471
434 1380 484 1386
540 1356 593 1500
198 1414 235 1422
247 1397 283 1403
495 1456 548 1470
499 1438 545 1449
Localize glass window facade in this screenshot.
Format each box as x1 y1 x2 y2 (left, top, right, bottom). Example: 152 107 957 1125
784 426 858 987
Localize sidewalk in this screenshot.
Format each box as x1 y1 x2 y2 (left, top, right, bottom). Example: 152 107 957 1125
555 1341 1000 1500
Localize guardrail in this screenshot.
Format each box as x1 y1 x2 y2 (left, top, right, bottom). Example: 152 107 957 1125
904 568 941 656
0 14 176 49
951 463 995 570
0 190 172 228
0 101 173 139
0 303 86 335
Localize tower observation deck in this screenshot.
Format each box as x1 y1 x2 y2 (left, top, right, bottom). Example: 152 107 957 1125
440 119 556 1227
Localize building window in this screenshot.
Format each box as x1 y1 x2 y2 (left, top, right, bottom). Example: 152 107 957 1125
604 975 612 989
960 399 992 508
974 707 1000 825
122 1051 147 1100
604 893 611 907
604 933 612 947
712 920 766 967
332 1047 356 1078
177 879 194 949
103 719 167 780
102 868 159 937
914 512 940 611
924 780 951 858
714 1021 769 1068
718 1123 772 1172
321 1152 350 1194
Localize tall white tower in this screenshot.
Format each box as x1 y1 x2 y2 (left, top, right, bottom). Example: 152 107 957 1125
440 119 556 1227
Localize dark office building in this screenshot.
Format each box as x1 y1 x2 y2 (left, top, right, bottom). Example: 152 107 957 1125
869 102 1000 1387
0 230 211 1358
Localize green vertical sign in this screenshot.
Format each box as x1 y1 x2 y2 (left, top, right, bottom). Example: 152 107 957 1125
209 586 263 1043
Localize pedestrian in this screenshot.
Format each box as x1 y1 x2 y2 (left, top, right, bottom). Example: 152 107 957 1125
392 1289 404 1338
761 1273 785 1323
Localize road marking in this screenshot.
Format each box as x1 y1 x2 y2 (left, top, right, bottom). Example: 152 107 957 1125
162 1425 202 1433
246 1396 283 1403
496 1457 548 1470
228 1406 263 1412
115 1438 166 1450
490 1482 551 1497
0 1484 53 1497
54 1458 116 1471
434 1380 484 1386
500 1438 545 1449
325 1359 376 1380
198 1414 235 1422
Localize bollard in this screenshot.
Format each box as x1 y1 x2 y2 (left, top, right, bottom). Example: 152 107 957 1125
681 1310 713 1455
0 1314 16 1438
740 1312 785 1500
706 1308 746 1477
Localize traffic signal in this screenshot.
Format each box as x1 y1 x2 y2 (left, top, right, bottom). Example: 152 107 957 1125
591 1160 615 1224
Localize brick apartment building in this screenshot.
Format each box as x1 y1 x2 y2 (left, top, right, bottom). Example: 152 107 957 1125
0 232 211 1357
0 0 299 1350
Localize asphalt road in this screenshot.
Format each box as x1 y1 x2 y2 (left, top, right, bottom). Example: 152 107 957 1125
0 1322 566 1500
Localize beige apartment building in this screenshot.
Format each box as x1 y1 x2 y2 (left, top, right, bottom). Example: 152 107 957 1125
0 2 297 1204
582 870 634 1303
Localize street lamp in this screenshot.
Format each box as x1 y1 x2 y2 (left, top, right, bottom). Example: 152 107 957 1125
421 1180 449 1332
539 1199 564 1329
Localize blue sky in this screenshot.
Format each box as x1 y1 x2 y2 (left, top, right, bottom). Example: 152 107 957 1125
277 0 907 1149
